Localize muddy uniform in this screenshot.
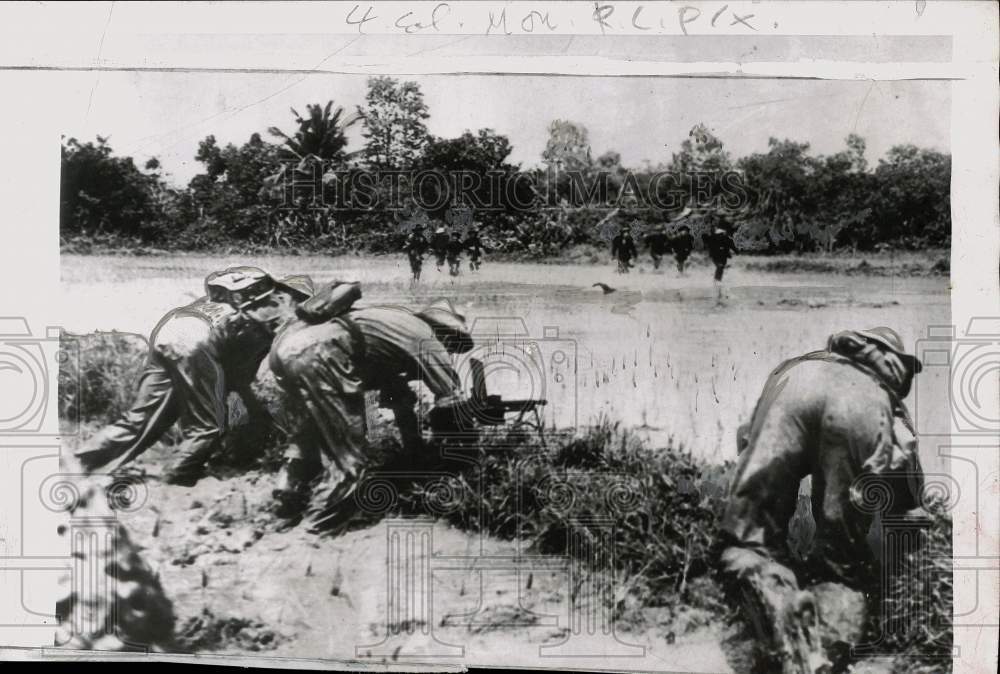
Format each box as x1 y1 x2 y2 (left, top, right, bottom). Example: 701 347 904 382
703 229 738 281
74 299 274 484
610 232 637 273
643 229 670 270
270 304 463 532
670 228 694 273
403 231 428 280
717 329 922 672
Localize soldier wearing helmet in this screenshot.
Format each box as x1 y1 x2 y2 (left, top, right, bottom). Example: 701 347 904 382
430 226 449 271
643 223 670 270
669 207 695 273
702 221 738 282
73 267 311 486
402 223 429 282
226 279 470 534
716 327 924 672
610 223 638 274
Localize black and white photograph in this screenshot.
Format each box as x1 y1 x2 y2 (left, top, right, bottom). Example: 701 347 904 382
1 2 998 674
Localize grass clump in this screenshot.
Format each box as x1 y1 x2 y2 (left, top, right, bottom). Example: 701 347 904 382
59 330 150 425
880 500 954 674
405 418 731 615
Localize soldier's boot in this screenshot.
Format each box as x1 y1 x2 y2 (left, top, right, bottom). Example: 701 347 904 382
305 464 367 537
273 445 322 518
754 580 829 674
790 590 832 674
162 440 216 487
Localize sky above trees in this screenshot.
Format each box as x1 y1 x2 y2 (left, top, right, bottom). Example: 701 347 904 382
61 71 950 187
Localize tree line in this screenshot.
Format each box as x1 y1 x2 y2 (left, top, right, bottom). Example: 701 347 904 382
60 76 950 256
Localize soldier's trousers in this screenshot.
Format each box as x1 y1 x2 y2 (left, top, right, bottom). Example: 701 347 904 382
74 361 177 473
712 257 730 281
408 254 422 279
73 352 226 480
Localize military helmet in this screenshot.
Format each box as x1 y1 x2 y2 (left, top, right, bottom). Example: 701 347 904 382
857 327 923 373
205 266 313 310
205 267 274 308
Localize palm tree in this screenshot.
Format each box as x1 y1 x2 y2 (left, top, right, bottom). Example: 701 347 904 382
264 102 361 242
267 101 360 163
263 101 359 199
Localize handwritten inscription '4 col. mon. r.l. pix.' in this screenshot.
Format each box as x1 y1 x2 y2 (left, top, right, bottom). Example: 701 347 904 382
340 2 765 35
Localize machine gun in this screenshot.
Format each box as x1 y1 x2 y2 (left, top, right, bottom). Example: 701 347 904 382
468 357 547 430
429 358 549 444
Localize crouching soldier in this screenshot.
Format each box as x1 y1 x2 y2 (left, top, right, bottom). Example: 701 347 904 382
716 327 924 674
73 267 312 486
231 281 472 535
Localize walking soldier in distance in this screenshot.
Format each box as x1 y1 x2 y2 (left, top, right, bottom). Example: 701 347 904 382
402 222 428 282
430 226 449 271
671 224 695 274
643 223 670 270
465 226 484 271
611 224 638 274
